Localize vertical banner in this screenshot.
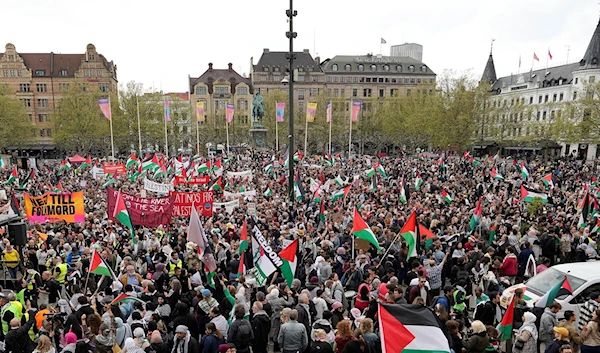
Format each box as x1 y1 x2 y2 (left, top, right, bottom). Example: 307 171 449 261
164 99 171 122
196 101 205 122
306 102 317 122
276 102 286 122
351 101 361 122
326 102 332 123
226 103 234 123
98 98 111 120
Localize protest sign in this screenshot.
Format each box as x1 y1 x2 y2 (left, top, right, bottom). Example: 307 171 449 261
171 191 214 217
106 188 173 227
24 192 85 223
144 179 173 193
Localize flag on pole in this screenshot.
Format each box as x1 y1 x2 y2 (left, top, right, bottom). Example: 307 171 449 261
535 276 572 308
380 38 387 44
520 162 529 179
399 177 407 205
98 97 111 120
326 102 332 123
497 296 515 341
520 185 549 203
419 224 436 249
111 293 145 306
331 185 351 201
89 250 113 277
469 197 483 232
113 190 136 244
188 203 217 286
401 212 418 258
491 167 504 180
276 102 285 123
352 207 381 251
79 156 92 170
164 99 171 122
196 101 205 122
414 171 423 191
442 189 452 204
306 102 317 122
279 239 299 286
375 163 387 178
6 168 18 186
226 103 234 123
351 101 361 122
533 52 540 61
126 153 137 169
542 174 554 188
548 49 553 60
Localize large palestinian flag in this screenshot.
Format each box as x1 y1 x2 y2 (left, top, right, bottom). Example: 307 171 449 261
279 239 299 287
352 207 381 251
535 276 572 308
520 185 548 203
401 212 418 258
379 303 450 353
89 249 113 277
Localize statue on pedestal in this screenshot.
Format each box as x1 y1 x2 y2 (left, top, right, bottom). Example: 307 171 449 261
251 92 265 127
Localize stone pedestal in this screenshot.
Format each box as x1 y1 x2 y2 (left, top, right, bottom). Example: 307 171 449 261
249 126 268 148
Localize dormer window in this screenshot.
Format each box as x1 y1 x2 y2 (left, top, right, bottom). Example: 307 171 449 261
358 64 364 71
370 64 377 71
345 64 351 71
421 65 427 72
396 65 402 72
59 69 68 76
408 65 415 72
593 58 599 65
263 66 269 72
332 64 338 71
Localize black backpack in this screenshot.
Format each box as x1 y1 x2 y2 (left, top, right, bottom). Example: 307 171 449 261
234 322 252 352
456 269 470 283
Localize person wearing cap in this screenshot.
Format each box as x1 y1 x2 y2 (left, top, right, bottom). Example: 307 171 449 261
545 327 572 353
541 302 563 352
173 324 200 353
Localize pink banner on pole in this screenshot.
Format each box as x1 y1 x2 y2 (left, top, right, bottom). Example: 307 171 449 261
226 104 234 123
98 98 111 120
276 102 285 122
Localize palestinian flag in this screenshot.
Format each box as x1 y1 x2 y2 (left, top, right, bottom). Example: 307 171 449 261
142 154 159 171
197 161 211 173
19 169 34 188
153 164 167 179
520 185 548 203
251 226 278 286
131 165 143 182
352 207 381 251
593 176 598 187
463 151 470 159
491 167 504 181
520 162 529 179
414 171 423 191
111 293 145 305
264 163 274 174
334 175 345 186
469 197 483 232
325 154 335 166
331 185 351 201
498 296 515 341
126 153 137 169
102 174 117 189
293 173 304 201
399 177 407 205
438 157 445 168
8 192 20 215
54 181 63 193
113 190 136 244
293 150 302 162
238 252 247 278
375 163 387 178
279 239 299 287
89 250 112 277
212 159 223 173
489 224 497 244
589 196 599 218
364 168 375 178
535 276 572 308
542 174 554 188
401 211 418 258
419 223 436 249
313 185 321 203
59 160 71 174
579 193 590 228
319 199 326 224
79 156 92 170
442 189 452 204
378 303 450 353
212 176 224 191
6 168 17 186
239 220 249 253
470 157 482 167
263 187 273 197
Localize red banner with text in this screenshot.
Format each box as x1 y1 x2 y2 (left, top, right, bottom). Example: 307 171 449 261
103 162 127 175
106 188 173 227
171 191 214 217
173 176 210 185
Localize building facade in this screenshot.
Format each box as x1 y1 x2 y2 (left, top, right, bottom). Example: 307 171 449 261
0 43 117 153
390 43 423 62
479 18 600 161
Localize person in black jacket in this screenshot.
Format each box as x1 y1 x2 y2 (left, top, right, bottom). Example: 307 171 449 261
296 293 312 336
228 305 254 353
173 325 201 353
251 301 271 353
476 292 500 327
5 307 36 353
172 302 201 341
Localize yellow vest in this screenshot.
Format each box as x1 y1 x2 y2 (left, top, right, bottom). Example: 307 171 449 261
1 302 22 335
55 263 67 283
3 250 19 268
24 312 35 341
26 271 39 290
168 260 182 275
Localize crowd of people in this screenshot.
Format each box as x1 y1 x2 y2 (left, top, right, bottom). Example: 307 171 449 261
0 150 598 353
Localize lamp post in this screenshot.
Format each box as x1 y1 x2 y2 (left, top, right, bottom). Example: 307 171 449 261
286 0 297 206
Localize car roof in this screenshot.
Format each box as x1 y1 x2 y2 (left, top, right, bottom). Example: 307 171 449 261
551 262 600 280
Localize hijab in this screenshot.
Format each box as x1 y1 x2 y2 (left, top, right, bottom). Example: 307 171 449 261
115 317 132 346
58 299 72 315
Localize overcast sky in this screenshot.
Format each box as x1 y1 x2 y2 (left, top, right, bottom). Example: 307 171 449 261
2 0 598 93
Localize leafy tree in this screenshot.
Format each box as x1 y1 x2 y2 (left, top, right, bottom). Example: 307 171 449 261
0 85 34 149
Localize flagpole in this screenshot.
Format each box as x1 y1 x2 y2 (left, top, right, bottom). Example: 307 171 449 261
275 102 279 151
164 97 169 159
109 96 115 160
226 118 230 155
348 100 353 160
328 101 332 154
304 111 308 158
196 120 200 155
546 49 549 73
136 94 142 154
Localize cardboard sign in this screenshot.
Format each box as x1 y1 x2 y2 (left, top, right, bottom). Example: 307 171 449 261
103 162 126 175
106 188 173 227
24 192 85 223
171 191 214 217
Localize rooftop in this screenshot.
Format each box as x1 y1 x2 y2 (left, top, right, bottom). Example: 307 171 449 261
253 48 322 73
320 54 435 75
190 63 252 95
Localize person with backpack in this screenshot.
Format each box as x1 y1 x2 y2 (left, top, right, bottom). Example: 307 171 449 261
227 304 254 353
474 291 501 327
251 301 271 353
435 286 454 313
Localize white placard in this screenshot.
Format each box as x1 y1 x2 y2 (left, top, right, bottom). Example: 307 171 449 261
144 179 174 193
213 199 239 214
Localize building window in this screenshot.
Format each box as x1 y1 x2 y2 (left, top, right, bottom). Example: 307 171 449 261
263 66 269 72
2 70 7 77
296 75 305 82
17 70 22 77
544 95 548 103
298 102 304 112
590 76 596 83
195 86 207 95
410 78 415 83
36 83 47 93
37 99 49 108
21 98 31 107
417 78 422 83
340 88 345 96
9 70 15 77
259 75 267 81
37 114 49 122
538 95 542 103
19 83 30 92
542 111 547 120
40 129 45 137
383 65 390 72
553 93 557 102
363 88 371 97
352 88 358 97
310 88 318 97
80 83 89 91
379 89 384 97
529 96 533 104
216 100 226 110
46 128 52 137
298 89 305 100
28 114 32 121
215 86 229 95
35 70 45 76
273 74 280 82
7 55 14 60
274 67 280 72
370 64 377 71
59 69 68 76
332 64 338 71
575 78 579 84
421 65 427 72
237 99 248 110
536 111 541 120
358 64 364 71
99 83 109 92
366 78 371 83
408 65 415 72
58 83 69 91
311 75 318 82
559 93 564 101
573 92 578 100
345 64 351 71
97 70 102 77
237 87 248 95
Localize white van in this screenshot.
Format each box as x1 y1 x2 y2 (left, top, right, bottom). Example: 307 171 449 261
501 262 600 320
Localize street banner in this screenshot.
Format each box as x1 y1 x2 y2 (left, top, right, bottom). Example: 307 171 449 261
92 166 104 179
224 190 256 199
276 102 285 122
144 179 173 193
226 170 253 180
106 188 173 227
213 199 239 214
103 162 126 175
173 175 210 185
171 191 214 217
24 192 85 223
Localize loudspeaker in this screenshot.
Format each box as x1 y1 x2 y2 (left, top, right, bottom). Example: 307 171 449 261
8 222 27 246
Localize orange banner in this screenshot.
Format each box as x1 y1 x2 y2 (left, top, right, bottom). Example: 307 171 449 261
24 192 85 223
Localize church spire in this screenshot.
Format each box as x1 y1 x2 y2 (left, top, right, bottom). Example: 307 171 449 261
481 39 497 84
580 18 600 69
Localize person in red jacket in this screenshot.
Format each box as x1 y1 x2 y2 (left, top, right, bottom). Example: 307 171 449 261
500 246 518 283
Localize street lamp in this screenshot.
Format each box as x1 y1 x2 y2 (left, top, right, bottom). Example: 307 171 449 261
286 0 297 208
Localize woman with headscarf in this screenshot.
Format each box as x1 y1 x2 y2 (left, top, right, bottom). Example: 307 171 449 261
349 308 362 331
133 327 150 351
60 332 77 353
95 321 116 353
115 317 133 348
153 263 169 293
123 337 145 353
513 312 538 353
